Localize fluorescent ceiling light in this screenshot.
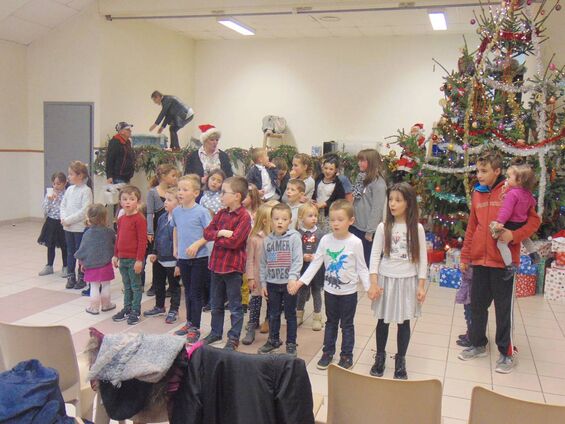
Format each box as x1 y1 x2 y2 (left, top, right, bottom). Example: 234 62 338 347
217 17 255 35
428 11 447 31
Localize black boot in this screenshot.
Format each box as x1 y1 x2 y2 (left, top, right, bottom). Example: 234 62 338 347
74 274 86 290
65 274 77 289
242 323 256 345
370 351 386 377
394 354 407 380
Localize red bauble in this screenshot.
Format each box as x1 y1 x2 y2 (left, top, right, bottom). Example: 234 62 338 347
556 4 562 11
435 186 441 193
470 18 476 25
432 134 439 141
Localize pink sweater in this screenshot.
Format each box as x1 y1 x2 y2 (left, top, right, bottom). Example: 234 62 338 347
245 232 265 297
497 186 536 224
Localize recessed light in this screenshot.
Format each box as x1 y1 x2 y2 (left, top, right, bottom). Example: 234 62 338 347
217 17 255 35
319 16 341 22
428 11 447 31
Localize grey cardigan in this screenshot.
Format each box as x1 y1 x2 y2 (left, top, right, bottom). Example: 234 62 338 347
74 226 116 269
353 177 387 234
146 188 165 235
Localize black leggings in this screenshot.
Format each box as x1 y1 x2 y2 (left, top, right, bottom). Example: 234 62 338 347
47 246 68 267
376 319 411 357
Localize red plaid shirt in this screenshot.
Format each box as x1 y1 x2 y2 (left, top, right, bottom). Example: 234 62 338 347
204 206 251 274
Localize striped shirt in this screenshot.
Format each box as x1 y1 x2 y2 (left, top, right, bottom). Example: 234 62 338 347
204 205 251 274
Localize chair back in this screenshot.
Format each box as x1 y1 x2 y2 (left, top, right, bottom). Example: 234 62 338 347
0 322 81 400
326 364 442 424
469 386 565 424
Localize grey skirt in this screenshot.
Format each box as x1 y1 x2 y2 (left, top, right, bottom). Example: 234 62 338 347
372 275 422 323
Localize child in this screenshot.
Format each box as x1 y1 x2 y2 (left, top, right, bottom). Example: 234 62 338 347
111 186 147 325
199 168 226 312
490 163 538 273
203 176 252 350
312 155 347 233
61 161 93 290
200 168 226 216
38 172 68 277
459 151 540 374
295 202 325 331
291 153 315 199
322 153 354 203
367 183 427 379
243 203 274 345
258 203 303 356
246 147 279 201
146 163 179 297
74 204 116 315
273 157 290 197
351 149 387 265
172 175 211 342
285 178 306 229
144 188 182 324
243 185 263 224
290 200 370 369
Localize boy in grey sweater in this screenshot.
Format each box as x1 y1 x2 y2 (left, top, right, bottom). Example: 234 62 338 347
258 203 303 356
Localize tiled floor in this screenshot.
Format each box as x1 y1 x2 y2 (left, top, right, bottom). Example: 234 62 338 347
2 221 565 423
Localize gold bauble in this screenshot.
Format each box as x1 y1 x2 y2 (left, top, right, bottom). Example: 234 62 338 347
388 150 397 158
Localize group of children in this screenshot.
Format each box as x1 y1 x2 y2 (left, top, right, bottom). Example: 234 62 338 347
36 145 540 378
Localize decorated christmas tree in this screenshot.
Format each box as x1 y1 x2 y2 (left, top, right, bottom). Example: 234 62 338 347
391 0 565 243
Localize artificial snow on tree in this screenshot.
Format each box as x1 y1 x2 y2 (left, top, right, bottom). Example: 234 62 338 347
391 0 564 241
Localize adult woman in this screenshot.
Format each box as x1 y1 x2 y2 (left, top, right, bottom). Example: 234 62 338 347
184 124 233 184
150 91 194 150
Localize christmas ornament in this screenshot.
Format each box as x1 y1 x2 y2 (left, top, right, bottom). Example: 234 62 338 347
494 105 502 112
432 134 439 141
548 96 556 104
388 150 397 158
471 121 479 129
448 143 454 151
516 139 526 146
470 18 476 25
549 63 557 71
463 144 468 151
556 4 562 11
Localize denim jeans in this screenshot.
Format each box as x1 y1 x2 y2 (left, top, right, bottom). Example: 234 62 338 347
323 291 357 357
119 258 142 313
178 257 208 329
267 282 298 345
210 272 244 340
64 231 83 275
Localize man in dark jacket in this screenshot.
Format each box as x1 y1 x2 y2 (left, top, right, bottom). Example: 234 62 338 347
150 91 194 150
106 122 135 184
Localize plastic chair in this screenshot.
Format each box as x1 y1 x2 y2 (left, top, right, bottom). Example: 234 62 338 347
322 364 442 424
469 386 565 424
0 322 95 421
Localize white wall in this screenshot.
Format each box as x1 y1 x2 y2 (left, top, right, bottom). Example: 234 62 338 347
193 35 479 154
24 5 195 217
0 40 31 221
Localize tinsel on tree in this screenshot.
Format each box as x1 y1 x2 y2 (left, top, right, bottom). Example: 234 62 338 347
391 0 565 242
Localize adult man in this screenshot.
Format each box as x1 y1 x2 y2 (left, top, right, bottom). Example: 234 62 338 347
106 122 135 184
150 91 194 150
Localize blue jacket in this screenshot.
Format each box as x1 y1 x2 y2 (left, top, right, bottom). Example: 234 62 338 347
153 213 176 263
246 164 280 195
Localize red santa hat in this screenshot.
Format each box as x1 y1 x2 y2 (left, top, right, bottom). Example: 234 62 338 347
199 124 221 143
412 123 424 130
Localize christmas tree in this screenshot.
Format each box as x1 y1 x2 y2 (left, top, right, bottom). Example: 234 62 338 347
392 0 565 243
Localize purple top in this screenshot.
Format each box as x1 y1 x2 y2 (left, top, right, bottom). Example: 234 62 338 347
497 186 536 224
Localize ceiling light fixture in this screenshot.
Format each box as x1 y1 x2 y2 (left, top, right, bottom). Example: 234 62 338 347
428 11 447 31
217 17 255 35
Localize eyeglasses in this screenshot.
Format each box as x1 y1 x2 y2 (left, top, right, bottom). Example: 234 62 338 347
220 190 235 196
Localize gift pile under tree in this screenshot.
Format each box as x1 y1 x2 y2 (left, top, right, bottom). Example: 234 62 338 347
391 0 565 297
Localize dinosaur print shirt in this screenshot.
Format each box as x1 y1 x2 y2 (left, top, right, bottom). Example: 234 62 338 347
300 233 370 295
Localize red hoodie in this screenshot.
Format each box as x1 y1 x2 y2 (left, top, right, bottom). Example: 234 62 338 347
461 178 541 268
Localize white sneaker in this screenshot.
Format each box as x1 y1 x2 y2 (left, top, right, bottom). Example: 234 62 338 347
458 346 488 361
38 265 54 276
495 355 514 374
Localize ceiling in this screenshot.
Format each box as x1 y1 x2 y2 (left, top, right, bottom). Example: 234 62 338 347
0 0 499 45
0 0 94 45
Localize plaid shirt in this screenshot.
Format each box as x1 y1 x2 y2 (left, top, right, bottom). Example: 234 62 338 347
204 206 251 274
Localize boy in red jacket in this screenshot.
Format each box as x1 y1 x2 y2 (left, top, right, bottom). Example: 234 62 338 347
458 151 540 374
112 185 147 325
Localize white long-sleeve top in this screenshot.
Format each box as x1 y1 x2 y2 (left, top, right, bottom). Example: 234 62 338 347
300 233 370 295
369 222 428 280
60 184 93 232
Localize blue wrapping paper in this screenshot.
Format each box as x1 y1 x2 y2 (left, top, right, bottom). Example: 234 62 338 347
439 267 462 289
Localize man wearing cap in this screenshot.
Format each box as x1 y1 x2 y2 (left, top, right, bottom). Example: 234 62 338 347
149 91 194 150
106 122 135 184
184 124 233 184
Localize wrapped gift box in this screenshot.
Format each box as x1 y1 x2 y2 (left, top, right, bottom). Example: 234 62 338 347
446 248 461 269
428 263 443 283
428 250 446 264
544 267 565 303
518 255 538 276
426 232 443 250
515 274 536 298
550 236 565 252
439 267 461 289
